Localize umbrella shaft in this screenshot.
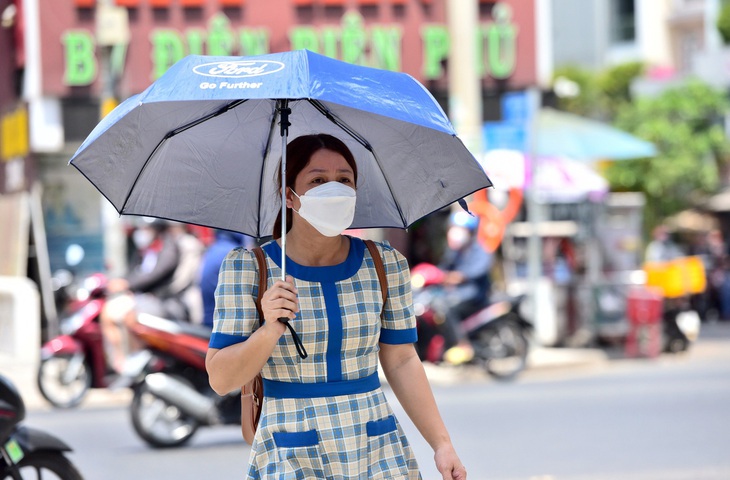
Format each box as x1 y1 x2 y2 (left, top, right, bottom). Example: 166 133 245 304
279 100 291 281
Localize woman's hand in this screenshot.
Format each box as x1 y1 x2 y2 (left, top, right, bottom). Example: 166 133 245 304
434 443 467 480
261 275 299 328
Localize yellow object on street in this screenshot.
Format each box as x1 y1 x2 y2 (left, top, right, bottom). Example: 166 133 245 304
643 256 706 298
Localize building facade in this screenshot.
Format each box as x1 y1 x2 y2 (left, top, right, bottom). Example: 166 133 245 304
25 0 543 274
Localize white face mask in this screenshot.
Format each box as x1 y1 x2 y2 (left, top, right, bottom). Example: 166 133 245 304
132 229 155 250
291 181 357 237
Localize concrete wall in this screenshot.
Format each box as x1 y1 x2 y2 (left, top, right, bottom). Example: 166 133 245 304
552 0 605 69
0 276 41 365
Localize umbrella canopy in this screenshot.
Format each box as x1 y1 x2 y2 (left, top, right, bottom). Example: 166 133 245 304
70 50 491 238
536 108 657 160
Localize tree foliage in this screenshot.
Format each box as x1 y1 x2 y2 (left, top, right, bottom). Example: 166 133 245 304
606 81 730 226
552 65 730 229
552 62 644 119
718 0 730 45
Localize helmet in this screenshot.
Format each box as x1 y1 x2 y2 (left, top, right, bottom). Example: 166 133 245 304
449 210 479 232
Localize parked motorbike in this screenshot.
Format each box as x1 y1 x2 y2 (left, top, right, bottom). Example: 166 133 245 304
411 263 532 380
663 299 701 353
117 313 241 448
0 375 84 479
37 272 113 408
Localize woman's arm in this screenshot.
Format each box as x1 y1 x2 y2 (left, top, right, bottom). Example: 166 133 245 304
206 276 297 395
206 320 284 395
379 343 467 480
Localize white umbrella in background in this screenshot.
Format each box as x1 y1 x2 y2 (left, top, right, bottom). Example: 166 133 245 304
480 150 608 204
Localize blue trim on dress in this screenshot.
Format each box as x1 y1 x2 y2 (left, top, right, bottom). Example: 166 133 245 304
322 282 343 382
366 415 397 436
263 372 380 398
262 236 365 282
273 430 319 448
209 332 248 349
379 327 418 344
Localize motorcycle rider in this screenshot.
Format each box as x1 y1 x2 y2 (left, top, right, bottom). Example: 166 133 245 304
100 218 181 373
437 211 494 365
167 222 205 324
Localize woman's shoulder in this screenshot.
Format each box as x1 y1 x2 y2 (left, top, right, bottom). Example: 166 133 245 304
360 238 406 266
223 245 253 260
220 246 261 273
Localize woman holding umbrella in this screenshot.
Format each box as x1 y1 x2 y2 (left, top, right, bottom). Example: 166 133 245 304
206 134 467 479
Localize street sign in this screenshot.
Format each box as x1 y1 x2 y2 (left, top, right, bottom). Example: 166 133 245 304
482 90 536 152
501 91 532 123
482 122 526 152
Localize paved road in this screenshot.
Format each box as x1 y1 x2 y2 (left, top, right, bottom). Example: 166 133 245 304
18 322 730 479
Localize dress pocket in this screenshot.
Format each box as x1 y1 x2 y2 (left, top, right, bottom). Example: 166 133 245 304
273 430 326 479
366 415 411 479
273 430 318 448
366 415 397 436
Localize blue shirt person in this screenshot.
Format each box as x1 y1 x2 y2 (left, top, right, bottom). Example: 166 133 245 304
438 211 494 364
199 230 253 327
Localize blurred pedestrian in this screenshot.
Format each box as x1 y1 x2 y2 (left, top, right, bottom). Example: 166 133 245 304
199 229 253 328
704 229 730 321
645 225 682 262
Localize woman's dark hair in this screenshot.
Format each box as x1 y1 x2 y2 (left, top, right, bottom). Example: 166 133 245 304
272 134 358 239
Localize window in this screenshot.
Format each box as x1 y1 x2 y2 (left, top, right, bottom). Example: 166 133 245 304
678 31 700 72
611 0 636 43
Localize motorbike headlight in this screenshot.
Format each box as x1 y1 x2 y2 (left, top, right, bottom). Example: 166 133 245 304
60 310 86 335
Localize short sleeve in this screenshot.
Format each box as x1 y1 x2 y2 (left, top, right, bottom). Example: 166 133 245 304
377 242 418 345
208 248 262 349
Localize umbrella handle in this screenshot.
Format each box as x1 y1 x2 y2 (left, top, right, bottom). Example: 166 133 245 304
278 318 308 359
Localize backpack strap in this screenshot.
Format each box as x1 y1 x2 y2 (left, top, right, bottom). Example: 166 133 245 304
364 240 388 318
252 247 268 327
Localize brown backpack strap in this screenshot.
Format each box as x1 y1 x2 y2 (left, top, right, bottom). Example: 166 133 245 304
252 247 268 327
364 240 388 318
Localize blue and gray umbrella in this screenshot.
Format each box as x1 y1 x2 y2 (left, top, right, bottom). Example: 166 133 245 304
70 50 492 276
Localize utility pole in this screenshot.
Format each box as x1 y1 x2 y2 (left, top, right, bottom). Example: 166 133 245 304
96 0 129 276
447 0 482 157
525 87 543 328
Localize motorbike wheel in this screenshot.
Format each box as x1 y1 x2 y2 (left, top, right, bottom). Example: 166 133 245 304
37 353 92 409
475 316 528 381
130 375 200 448
5 451 84 480
665 336 689 354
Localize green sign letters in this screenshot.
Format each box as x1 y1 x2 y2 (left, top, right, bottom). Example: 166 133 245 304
61 6 518 87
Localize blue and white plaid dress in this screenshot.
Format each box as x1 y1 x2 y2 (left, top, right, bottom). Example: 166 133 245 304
209 237 422 479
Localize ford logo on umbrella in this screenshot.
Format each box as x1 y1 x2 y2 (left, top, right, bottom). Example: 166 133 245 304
193 60 285 78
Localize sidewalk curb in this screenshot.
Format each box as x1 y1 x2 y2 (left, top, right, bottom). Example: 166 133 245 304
1 356 131 412
5 346 611 410
526 347 610 371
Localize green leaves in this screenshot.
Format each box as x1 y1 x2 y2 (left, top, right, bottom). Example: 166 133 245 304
608 80 729 224
552 64 729 228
